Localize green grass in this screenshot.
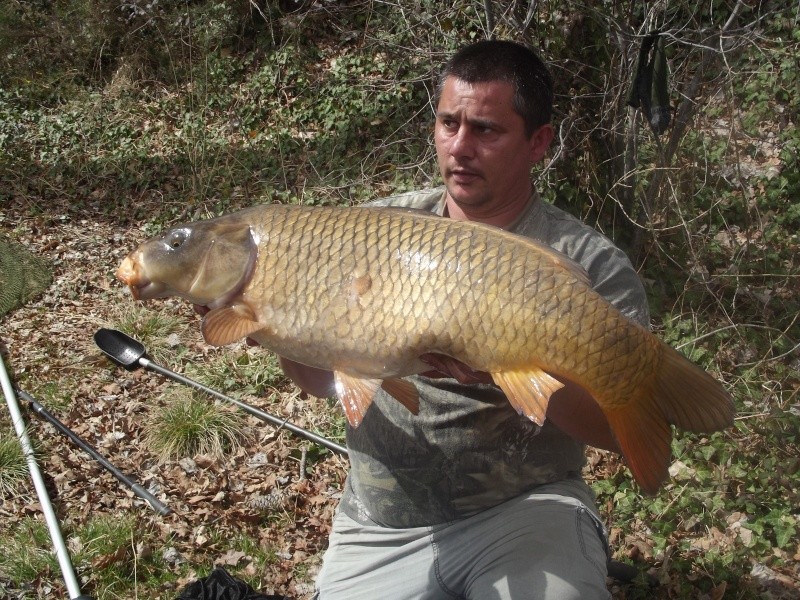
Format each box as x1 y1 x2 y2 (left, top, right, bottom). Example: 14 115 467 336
185 346 284 399
0 517 60 584
144 388 247 461
0 429 29 496
27 380 79 413
111 304 194 367
75 513 178 599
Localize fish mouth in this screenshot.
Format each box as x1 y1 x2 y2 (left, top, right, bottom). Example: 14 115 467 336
116 255 139 286
116 254 164 300
121 275 167 301
128 279 168 301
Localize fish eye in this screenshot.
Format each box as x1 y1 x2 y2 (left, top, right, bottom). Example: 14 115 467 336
165 228 188 249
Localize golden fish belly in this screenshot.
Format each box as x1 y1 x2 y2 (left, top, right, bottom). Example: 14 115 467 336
236 205 658 407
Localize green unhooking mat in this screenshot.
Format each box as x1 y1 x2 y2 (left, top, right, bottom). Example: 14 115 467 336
0 235 53 319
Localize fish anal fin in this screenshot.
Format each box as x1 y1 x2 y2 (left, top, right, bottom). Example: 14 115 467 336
492 368 564 426
202 305 263 346
605 401 672 496
334 372 381 428
381 378 420 415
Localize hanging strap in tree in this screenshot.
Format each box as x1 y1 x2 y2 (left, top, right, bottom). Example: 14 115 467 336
627 31 671 136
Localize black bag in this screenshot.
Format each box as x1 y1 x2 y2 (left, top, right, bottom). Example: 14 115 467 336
176 566 290 600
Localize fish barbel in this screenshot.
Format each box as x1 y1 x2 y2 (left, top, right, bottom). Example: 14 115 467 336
116 204 734 493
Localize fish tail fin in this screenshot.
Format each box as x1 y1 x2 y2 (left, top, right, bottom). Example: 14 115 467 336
606 346 734 495
653 346 735 433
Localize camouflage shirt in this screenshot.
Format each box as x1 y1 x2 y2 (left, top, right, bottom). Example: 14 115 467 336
339 187 650 528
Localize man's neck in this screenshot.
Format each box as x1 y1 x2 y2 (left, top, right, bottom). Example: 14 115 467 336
444 189 535 229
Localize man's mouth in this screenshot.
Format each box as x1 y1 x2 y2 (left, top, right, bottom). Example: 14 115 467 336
449 168 481 183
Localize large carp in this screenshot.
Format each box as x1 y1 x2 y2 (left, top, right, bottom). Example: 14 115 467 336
116 204 734 493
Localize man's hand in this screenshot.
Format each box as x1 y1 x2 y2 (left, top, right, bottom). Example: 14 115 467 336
419 352 619 452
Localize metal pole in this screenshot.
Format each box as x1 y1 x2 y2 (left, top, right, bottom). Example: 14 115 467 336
0 352 92 600
18 389 171 516
140 357 350 457
93 328 349 458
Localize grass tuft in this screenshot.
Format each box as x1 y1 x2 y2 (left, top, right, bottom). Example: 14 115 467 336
75 513 177 599
145 388 247 461
0 517 59 583
0 429 30 497
110 304 194 366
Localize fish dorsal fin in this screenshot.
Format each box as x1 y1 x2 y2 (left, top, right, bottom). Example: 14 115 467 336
201 304 263 346
381 378 420 415
492 367 565 426
334 371 381 428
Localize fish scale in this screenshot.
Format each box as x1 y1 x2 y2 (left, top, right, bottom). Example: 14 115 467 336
116 203 734 493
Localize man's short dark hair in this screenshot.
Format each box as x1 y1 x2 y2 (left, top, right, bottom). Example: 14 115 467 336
436 40 553 137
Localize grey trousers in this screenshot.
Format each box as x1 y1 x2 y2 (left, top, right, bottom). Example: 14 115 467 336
313 481 611 600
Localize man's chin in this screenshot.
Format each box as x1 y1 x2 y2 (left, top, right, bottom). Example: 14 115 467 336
445 184 488 207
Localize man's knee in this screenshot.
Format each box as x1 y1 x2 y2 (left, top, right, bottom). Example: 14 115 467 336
463 501 610 599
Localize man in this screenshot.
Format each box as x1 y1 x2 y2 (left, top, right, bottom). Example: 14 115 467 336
283 40 649 599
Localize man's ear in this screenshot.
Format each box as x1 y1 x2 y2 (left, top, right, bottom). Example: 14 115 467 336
528 124 555 164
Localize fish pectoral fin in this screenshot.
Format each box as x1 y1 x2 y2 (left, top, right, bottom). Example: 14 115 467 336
492 368 564 426
381 378 420 415
334 372 381 428
201 304 263 346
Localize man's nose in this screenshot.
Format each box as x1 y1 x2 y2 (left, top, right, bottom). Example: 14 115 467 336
449 126 474 159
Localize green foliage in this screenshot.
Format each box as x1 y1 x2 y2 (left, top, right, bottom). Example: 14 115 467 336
0 430 28 496
145 389 247 460
186 346 283 398
0 517 59 583
0 0 442 213
659 314 713 366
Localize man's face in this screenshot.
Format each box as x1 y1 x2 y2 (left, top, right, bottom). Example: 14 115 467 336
434 77 551 216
